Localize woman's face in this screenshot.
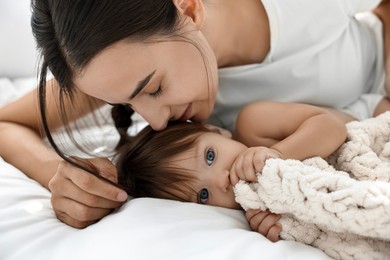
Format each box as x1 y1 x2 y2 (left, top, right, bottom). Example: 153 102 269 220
75 34 218 131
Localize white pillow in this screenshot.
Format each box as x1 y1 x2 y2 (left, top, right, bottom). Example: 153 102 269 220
0 158 330 260
0 0 38 78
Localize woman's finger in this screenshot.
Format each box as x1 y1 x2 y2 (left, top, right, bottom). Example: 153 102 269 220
56 160 127 202
54 208 101 229
72 156 119 183
50 176 124 209
52 196 113 223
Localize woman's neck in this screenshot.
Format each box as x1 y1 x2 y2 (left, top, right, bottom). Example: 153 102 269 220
202 0 270 68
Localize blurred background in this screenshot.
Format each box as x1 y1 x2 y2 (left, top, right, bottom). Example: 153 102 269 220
0 0 38 79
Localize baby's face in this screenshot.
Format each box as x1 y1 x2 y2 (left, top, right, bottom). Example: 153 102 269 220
170 132 248 209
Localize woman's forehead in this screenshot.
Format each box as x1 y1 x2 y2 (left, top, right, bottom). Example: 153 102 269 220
76 39 196 89
73 42 157 98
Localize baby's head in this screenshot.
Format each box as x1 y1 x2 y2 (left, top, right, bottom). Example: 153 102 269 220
116 122 246 209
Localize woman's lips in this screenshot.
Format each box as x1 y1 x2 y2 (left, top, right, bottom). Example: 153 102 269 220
178 104 192 122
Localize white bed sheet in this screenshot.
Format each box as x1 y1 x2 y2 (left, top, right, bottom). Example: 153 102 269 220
0 78 331 259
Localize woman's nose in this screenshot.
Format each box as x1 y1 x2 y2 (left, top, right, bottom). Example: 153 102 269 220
146 112 169 131
150 118 168 131
136 106 170 131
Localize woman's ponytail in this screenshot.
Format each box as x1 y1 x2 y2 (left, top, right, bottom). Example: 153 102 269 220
111 104 135 149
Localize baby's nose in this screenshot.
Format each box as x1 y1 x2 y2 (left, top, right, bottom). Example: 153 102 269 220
219 170 231 192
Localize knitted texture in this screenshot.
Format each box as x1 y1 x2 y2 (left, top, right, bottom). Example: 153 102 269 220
234 112 390 260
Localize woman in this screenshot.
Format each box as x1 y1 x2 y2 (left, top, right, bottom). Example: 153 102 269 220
0 0 388 241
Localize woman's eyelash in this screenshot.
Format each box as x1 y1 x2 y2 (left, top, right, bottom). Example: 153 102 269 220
149 86 163 97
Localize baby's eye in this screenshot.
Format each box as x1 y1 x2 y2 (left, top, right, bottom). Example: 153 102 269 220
205 148 215 166
198 188 209 204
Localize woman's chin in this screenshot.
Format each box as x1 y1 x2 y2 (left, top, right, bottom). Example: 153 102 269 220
194 106 214 123
191 113 209 123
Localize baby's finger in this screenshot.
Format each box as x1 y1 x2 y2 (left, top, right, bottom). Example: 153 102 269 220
229 168 240 186
258 213 281 236
267 224 282 242
253 153 267 173
242 152 257 182
245 209 262 221
246 210 273 232
233 154 245 179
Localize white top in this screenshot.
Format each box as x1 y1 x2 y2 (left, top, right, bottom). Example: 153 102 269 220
209 0 382 131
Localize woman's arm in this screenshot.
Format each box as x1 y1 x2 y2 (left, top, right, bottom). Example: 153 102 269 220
235 102 347 160
0 121 60 188
0 79 97 185
0 79 127 228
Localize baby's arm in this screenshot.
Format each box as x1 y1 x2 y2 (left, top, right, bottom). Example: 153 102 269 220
233 101 347 242
235 102 347 161
229 145 282 242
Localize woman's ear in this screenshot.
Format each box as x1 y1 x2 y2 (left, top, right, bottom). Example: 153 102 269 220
172 0 205 29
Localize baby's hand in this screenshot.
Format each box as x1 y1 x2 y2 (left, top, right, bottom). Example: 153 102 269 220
246 209 281 242
230 146 281 185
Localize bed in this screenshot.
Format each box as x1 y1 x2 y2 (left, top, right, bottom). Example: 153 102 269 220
0 1 330 259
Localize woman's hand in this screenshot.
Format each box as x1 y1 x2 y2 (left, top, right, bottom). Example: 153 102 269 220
48 157 128 228
246 209 281 242
229 146 281 185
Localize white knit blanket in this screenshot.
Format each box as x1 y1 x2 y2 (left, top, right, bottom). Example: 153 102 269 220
234 111 390 260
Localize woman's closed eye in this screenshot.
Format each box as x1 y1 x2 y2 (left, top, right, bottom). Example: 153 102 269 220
205 148 215 166
198 188 209 204
148 85 163 98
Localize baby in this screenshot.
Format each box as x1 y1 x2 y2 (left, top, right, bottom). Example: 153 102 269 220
115 101 347 211
115 101 390 259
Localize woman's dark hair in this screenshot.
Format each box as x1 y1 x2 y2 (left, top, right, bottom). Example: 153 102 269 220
30 0 182 175
116 122 213 202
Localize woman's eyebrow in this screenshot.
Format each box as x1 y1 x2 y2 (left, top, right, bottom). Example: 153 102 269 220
128 70 156 100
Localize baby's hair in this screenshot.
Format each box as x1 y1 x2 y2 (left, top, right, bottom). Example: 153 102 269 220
116 122 214 203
